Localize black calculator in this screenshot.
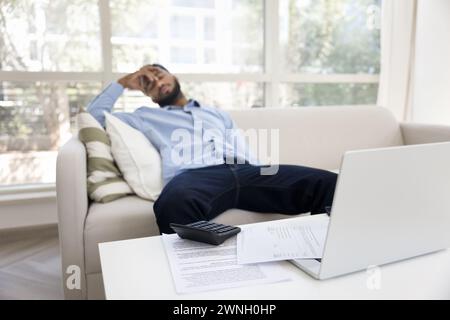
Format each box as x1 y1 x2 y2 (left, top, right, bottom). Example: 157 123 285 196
169 221 241 245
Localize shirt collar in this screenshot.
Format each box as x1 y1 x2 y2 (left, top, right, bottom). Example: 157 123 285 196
163 99 200 111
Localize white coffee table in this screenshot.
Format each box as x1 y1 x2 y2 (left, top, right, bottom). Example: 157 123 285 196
99 234 450 300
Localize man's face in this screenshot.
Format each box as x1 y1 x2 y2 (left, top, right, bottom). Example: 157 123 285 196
140 66 181 107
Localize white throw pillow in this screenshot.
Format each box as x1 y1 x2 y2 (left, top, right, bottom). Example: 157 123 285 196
104 112 163 200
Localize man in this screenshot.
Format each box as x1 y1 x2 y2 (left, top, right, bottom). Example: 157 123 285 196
87 64 337 234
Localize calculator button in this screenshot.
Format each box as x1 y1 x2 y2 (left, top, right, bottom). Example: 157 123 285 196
199 225 217 230
189 221 207 227
213 225 228 230
202 225 221 231
216 227 232 232
190 221 208 226
200 222 213 226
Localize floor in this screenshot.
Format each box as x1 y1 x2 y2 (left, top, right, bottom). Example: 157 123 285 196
0 225 64 300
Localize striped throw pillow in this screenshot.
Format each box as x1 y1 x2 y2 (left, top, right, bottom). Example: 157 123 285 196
77 111 133 203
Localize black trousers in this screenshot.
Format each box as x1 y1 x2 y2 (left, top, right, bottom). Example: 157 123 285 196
153 164 338 234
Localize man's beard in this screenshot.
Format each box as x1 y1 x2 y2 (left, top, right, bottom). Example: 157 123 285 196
157 78 182 107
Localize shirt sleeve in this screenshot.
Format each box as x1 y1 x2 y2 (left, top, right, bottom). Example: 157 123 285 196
86 82 142 131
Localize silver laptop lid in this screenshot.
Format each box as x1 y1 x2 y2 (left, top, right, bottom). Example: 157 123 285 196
319 142 450 279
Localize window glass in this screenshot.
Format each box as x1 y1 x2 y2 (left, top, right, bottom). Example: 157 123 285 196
0 81 101 185
182 81 264 109
279 83 378 107
279 0 381 74
0 0 101 72
110 0 263 73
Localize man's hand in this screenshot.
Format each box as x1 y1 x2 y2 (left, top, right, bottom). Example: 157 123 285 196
117 66 160 93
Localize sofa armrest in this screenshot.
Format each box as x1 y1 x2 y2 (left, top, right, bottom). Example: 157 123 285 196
56 136 89 299
400 122 450 145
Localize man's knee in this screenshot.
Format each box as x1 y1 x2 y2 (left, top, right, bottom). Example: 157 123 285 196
153 186 205 233
154 188 183 234
154 187 189 219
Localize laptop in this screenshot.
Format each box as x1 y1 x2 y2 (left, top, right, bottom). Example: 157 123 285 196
290 141 450 280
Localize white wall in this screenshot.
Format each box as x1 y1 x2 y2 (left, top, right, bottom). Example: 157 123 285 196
412 0 450 124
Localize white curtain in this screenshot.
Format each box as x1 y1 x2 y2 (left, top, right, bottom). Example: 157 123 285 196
377 0 418 121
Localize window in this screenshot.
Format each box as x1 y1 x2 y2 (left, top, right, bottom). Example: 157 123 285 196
110 0 264 73
110 0 160 73
0 0 381 187
204 17 215 41
278 0 380 106
170 16 196 40
182 81 264 109
0 81 101 185
280 0 380 74
170 47 197 64
0 0 101 72
279 83 378 107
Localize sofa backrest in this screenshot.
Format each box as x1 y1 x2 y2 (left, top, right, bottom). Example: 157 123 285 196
228 106 404 170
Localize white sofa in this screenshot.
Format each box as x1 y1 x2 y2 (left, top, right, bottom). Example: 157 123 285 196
56 106 450 299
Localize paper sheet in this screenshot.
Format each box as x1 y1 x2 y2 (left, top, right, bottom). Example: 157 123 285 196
237 215 329 265
162 234 291 294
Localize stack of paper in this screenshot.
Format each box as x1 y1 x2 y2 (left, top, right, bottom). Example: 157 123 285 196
237 214 330 265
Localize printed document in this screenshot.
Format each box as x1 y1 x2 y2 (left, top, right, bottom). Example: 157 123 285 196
162 234 291 294
237 214 329 265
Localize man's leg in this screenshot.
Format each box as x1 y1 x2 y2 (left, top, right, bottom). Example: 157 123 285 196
234 164 337 215
153 164 238 234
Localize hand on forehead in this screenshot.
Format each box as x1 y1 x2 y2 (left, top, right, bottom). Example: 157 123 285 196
137 65 160 85
140 65 165 75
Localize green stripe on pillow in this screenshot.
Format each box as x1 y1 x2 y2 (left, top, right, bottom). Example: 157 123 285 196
87 157 121 176
87 177 125 195
79 127 111 145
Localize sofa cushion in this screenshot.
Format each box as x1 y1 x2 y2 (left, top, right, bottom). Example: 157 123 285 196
84 195 306 274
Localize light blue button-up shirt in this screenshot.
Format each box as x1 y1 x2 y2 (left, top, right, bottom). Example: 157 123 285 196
87 82 258 185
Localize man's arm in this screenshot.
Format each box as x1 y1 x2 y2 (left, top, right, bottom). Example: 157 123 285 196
87 68 157 128
87 82 124 127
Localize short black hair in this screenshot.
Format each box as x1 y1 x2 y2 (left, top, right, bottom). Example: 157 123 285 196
151 63 169 73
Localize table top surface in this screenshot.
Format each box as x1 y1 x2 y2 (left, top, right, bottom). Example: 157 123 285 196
99 234 450 300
